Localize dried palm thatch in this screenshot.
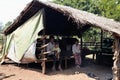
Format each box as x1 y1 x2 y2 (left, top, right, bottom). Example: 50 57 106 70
44 2 120 36
4 0 120 37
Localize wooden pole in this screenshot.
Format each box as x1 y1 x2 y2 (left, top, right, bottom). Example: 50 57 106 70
80 33 83 50
112 36 120 80
41 9 46 74
100 29 103 49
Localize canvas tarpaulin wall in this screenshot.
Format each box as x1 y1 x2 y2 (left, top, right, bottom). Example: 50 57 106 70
0 9 44 63
20 41 37 63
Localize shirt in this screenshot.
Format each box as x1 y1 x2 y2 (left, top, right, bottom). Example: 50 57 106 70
53 47 61 53
47 42 54 55
72 44 81 54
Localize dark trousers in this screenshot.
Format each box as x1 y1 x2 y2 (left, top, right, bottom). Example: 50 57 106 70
47 54 62 68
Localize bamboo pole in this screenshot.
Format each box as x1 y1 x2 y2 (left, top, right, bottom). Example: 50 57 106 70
112 36 120 80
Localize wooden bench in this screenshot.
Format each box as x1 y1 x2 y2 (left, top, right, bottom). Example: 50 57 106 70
35 43 75 74
36 51 74 74
36 48 100 74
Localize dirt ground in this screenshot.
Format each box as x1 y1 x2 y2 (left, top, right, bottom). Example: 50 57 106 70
0 59 112 80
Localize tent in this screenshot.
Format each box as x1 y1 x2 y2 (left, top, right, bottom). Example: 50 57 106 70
1 10 44 63
1 0 120 79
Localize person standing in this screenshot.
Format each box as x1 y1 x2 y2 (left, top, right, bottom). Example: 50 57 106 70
72 39 81 68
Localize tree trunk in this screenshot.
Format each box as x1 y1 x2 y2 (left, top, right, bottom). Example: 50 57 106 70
112 37 120 80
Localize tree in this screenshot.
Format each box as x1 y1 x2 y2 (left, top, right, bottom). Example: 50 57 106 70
3 21 12 31
0 22 3 33
97 0 120 21
5 21 12 28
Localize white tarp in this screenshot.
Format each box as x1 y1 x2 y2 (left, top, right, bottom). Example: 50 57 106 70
7 40 37 63
0 9 44 63
21 41 37 63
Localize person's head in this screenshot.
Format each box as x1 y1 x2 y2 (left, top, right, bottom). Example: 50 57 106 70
75 39 79 45
54 42 59 48
49 35 54 43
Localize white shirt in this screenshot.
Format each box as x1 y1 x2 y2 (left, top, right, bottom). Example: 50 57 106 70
72 44 81 54
47 42 54 55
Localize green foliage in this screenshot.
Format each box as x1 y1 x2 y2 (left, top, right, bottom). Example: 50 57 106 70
2 21 12 31
5 21 12 28
54 0 120 21
97 0 120 21
82 27 101 42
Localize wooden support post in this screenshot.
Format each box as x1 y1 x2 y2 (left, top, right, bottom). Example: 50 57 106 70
100 29 103 50
112 37 120 80
41 50 46 74
65 58 68 69
41 35 46 74
41 60 46 74
93 53 95 61
80 32 83 65
80 33 83 50
41 18 46 73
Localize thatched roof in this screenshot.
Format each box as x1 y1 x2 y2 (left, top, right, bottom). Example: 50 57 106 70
4 0 120 37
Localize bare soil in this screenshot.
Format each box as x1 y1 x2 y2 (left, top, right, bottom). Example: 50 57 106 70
0 59 112 80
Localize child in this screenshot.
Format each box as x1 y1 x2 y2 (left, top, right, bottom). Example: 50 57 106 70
53 42 61 59
52 42 62 71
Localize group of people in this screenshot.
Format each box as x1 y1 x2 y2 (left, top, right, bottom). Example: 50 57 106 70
46 35 82 71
